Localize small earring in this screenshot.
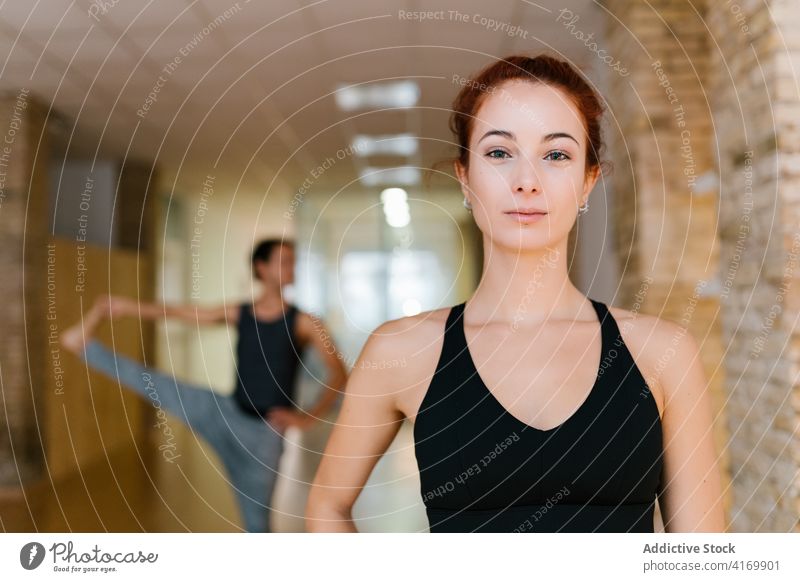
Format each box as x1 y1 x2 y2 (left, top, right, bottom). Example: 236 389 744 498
463 197 472 212
578 200 589 215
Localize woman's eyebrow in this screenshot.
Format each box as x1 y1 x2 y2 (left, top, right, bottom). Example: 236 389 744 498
543 132 579 145
477 129 514 144
477 129 579 146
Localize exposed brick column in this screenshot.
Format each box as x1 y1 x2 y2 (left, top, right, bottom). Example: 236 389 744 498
601 0 730 528
0 90 49 489
706 0 800 532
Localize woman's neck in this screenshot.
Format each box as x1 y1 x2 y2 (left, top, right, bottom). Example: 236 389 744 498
254 282 286 309
468 237 589 324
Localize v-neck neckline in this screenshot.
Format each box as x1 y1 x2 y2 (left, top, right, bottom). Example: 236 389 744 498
456 299 607 434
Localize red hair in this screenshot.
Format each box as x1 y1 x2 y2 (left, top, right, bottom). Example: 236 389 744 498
449 54 607 176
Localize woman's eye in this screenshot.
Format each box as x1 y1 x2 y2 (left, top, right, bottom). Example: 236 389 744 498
485 149 510 159
545 150 571 161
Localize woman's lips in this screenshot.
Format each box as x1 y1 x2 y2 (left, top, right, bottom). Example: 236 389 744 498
504 211 547 224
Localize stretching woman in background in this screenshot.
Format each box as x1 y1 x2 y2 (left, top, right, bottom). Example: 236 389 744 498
61 238 347 532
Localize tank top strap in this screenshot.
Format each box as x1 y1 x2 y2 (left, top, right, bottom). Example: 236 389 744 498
433 302 468 372
286 304 299 337
420 302 472 419
237 302 250 327
589 298 624 356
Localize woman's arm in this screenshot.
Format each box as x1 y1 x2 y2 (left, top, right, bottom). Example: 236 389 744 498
105 294 240 326
297 312 348 418
305 320 407 532
655 322 726 532
267 312 349 431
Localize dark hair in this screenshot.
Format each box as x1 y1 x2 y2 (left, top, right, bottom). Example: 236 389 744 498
251 238 294 280
447 53 608 176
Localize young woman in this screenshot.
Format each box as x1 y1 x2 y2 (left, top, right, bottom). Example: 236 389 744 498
61 238 347 532
305 55 725 533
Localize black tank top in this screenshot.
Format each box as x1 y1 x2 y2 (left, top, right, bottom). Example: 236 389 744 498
413 298 663 532
232 303 302 417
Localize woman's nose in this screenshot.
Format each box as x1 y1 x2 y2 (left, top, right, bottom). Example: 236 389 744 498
512 154 541 193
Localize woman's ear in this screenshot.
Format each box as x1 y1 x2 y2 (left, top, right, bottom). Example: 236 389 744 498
252 260 265 282
583 165 600 197
454 160 469 198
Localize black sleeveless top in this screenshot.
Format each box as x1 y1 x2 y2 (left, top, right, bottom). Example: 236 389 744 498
232 303 302 417
413 298 663 532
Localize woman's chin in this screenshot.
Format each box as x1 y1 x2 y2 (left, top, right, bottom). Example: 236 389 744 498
487 236 563 255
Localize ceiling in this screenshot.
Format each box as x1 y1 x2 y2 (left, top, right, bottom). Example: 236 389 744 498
0 0 606 199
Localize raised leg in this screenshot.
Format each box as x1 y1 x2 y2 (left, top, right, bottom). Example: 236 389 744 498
60 297 226 453
79 339 226 448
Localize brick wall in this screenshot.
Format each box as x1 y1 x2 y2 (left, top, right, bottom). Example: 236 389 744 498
706 0 800 532
0 92 49 487
604 0 800 531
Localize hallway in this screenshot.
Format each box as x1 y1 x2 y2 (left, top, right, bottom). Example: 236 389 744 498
1 0 799 534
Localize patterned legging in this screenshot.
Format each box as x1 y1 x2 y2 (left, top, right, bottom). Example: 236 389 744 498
79 339 286 532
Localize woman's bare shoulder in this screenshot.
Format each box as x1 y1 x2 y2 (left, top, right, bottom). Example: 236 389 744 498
608 305 696 355
607 305 700 416
373 304 452 342
354 304 454 392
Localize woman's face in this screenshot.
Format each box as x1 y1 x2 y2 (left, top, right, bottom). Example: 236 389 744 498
455 80 599 251
255 244 295 286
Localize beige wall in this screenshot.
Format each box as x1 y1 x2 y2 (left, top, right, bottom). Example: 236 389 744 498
45 241 154 478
